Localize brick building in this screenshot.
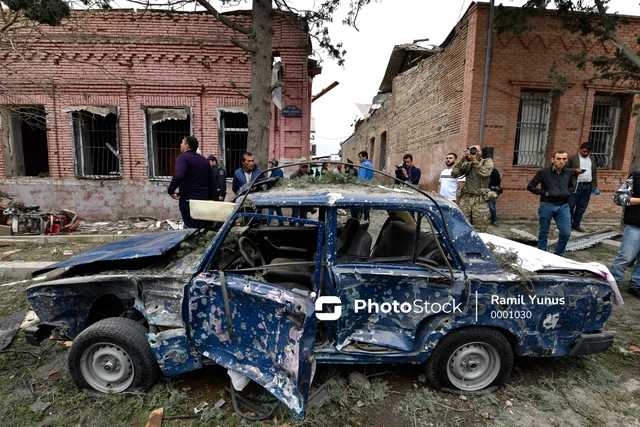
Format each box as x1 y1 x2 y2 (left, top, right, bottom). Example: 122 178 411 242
343 2 640 218
0 9 318 219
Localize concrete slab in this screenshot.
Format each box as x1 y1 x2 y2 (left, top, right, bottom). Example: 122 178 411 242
0 261 55 279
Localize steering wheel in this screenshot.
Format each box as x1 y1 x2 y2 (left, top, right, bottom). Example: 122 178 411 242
237 237 266 270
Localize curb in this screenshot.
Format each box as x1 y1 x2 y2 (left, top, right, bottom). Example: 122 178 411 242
0 261 55 279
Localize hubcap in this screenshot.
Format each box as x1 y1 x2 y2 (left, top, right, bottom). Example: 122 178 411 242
447 342 501 391
80 343 134 393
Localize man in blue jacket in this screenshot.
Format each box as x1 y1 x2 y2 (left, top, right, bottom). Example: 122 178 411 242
527 150 573 256
167 136 215 229
232 152 263 196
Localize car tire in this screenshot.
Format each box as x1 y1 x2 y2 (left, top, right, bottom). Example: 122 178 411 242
68 317 159 394
426 327 513 392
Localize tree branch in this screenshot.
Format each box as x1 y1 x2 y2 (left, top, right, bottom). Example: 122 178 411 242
193 0 251 35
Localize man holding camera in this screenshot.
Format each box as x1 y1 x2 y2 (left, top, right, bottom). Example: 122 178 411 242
451 145 494 232
566 142 599 232
396 154 421 185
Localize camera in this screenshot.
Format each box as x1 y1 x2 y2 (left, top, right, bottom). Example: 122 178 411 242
395 164 405 179
468 146 478 155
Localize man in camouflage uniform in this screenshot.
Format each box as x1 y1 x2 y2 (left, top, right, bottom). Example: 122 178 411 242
451 145 494 232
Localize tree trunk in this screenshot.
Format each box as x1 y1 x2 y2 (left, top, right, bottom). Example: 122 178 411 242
247 0 273 169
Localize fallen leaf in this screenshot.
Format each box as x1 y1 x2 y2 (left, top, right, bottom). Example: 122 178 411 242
46 371 60 380
629 345 640 353
450 399 458 406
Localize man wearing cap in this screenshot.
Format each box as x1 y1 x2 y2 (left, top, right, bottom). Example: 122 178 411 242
207 155 227 201
167 136 215 228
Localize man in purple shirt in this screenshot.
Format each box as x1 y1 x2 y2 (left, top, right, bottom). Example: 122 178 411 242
167 136 215 228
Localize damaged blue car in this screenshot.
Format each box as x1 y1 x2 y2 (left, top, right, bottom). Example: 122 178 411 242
24 164 619 418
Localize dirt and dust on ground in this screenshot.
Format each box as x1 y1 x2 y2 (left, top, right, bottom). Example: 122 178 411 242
0 215 639 426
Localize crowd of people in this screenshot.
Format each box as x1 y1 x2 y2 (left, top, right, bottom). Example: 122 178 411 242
165 136 639 298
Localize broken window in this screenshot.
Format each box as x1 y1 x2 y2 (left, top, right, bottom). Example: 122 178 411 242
220 111 248 177
145 107 191 179
588 96 620 170
0 106 49 177
513 92 551 167
68 106 120 178
379 132 387 171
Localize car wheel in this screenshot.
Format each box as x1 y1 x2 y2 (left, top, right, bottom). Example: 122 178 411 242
68 317 159 393
426 327 513 392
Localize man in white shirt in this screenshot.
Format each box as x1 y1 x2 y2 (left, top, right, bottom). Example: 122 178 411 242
438 153 465 202
566 142 599 232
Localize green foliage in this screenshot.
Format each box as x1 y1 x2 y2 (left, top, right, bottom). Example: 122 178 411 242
494 0 639 88
547 61 570 96
3 0 71 26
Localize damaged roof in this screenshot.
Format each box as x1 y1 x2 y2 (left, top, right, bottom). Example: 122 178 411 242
378 44 438 93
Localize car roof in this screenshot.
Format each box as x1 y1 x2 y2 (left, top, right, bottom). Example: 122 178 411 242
245 181 455 212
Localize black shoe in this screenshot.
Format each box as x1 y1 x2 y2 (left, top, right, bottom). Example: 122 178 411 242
491 221 499 227
571 225 585 232
628 288 640 298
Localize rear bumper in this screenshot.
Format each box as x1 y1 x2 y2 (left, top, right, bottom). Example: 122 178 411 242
569 331 614 356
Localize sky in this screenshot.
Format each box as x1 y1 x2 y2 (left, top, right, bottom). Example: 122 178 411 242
308 0 640 156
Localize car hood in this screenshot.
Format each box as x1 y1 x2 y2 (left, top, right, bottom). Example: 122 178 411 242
33 229 197 276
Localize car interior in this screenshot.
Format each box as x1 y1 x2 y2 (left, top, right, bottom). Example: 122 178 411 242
214 206 451 291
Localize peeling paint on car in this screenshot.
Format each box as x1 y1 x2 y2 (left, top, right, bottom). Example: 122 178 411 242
24 178 617 419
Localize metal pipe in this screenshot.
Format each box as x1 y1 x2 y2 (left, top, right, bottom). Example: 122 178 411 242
478 0 495 147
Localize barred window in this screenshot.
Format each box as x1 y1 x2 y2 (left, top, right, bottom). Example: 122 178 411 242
588 96 620 170
70 107 120 178
220 112 248 177
146 107 191 179
513 92 551 167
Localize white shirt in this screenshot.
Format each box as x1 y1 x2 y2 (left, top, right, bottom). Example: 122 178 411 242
578 156 593 183
439 167 465 201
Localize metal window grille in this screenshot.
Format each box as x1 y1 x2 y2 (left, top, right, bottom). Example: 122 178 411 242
147 112 191 179
221 112 248 177
513 92 550 167
72 111 121 178
588 96 619 170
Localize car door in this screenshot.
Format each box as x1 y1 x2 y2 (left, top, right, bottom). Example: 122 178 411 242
187 212 322 418
329 211 465 353
330 263 465 352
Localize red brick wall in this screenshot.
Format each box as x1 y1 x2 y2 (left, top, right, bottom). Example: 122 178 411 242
0 9 314 219
346 2 639 219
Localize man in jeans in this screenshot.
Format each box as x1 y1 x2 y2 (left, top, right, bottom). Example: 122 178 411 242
609 171 640 298
527 150 573 256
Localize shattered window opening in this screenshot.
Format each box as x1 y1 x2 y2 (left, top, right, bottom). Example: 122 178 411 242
513 92 550 168
220 112 248 178
71 109 121 179
588 96 620 170
146 107 191 179
1 106 49 177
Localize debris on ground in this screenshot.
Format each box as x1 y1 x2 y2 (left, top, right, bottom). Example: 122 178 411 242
347 371 370 390
0 309 27 351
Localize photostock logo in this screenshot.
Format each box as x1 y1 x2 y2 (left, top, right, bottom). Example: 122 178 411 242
315 296 342 321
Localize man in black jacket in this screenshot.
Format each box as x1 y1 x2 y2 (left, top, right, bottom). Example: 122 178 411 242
207 155 227 201
527 150 573 256
609 171 640 297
